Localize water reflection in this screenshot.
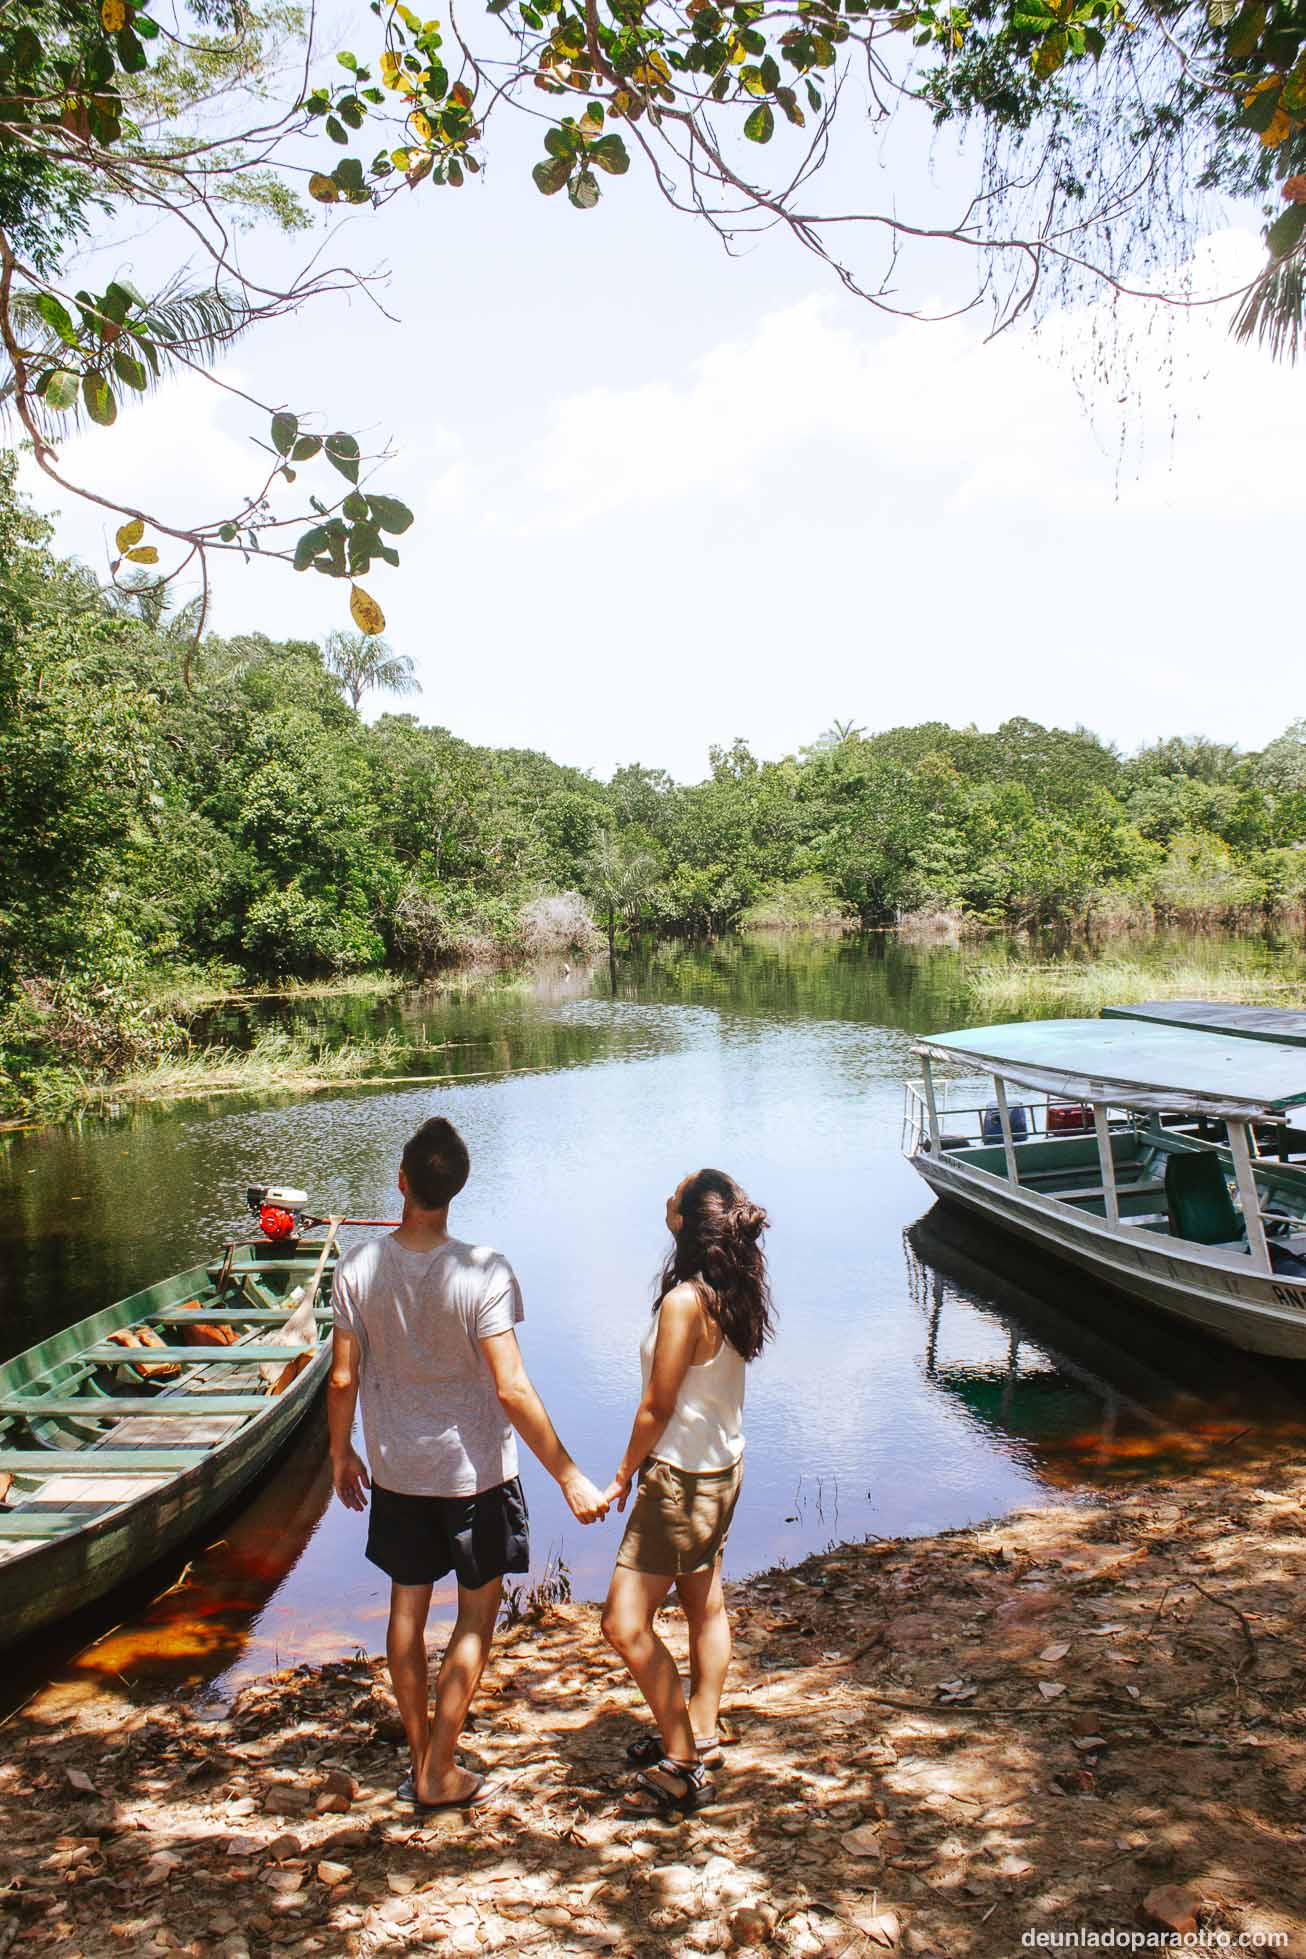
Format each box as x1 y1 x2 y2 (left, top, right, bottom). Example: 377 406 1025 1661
906 1205 1306 1485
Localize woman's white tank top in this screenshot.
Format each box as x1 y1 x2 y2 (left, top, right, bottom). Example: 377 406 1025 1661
640 1307 746 1472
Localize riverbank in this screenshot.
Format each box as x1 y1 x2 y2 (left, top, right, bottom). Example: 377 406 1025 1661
5 1445 1304 1958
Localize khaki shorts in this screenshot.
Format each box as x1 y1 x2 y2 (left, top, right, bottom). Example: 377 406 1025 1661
615 1456 743 1578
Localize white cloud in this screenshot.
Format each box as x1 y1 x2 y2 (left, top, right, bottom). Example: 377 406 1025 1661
19 222 1305 773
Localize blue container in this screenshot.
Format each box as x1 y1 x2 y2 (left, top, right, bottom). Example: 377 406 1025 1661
982 1102 1029 1144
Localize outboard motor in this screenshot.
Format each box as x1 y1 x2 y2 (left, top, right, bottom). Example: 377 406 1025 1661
246 1184 310 1243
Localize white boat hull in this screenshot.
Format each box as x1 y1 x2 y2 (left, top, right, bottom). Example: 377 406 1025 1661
910 1149 1306 1360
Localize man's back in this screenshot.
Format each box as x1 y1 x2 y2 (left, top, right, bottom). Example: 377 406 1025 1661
332 1234 524 1497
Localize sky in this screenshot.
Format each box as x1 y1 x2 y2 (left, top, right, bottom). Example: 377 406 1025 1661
18 21 1305 785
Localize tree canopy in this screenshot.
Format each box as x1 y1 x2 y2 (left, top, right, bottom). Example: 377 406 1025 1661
0 0 1299 655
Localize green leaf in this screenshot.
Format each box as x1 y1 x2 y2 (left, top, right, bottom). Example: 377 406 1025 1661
1267 203 1306 259
326 113 348 142
271 411 299 456
544 125 575 158
44 371 80 412
589 133 630 174
743 101 775 141
338 49 359 68
568 169 600 208
83 372 116 426
33 294 79 347
1031 29 1068 75
102 282 136 325
112 349 147 390
293 523 331 570
1225 0 1267 59
219 523 239 542
116 26 147 72
366 494 414 534
291 434 323 462
324 431 361 483
342 489 369 520
532 154 571 195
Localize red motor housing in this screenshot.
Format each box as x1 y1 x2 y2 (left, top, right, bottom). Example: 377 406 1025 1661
259 1204 298 1240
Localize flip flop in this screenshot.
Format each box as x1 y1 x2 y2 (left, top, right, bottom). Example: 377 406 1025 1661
397 1771 498 1812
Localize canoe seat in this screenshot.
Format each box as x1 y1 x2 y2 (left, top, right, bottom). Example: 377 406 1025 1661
1165 1151 1242 1246
0 1510 113 1538
0 1449 207 1476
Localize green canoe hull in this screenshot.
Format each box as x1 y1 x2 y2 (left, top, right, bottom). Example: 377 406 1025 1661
0 1245 335 1652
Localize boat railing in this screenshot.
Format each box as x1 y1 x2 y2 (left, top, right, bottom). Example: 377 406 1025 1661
904 1074 1306 1275
901 1080 1103 1155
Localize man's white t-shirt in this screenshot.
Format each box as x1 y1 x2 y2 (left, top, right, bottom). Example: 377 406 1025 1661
332 1234 524 1497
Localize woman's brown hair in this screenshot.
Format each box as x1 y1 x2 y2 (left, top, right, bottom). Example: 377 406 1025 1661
659 1168 774 1362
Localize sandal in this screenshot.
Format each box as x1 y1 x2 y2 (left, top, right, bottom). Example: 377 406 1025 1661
625 1731 724 1769
620 1757 716 1817
397 1770 498 1812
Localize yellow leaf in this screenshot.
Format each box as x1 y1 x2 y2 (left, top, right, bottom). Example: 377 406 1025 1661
1261 108 1293 146
101 0 127 29
125 545 159 564
350 585 385 635
308 173 339 203
411 111 433 141
115 518 144 552
380 50 402 86
391 148 412 170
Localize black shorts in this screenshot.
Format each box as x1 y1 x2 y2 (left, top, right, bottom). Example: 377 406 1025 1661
365 1476 530 1589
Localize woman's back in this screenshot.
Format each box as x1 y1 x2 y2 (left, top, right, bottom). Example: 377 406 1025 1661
640 1311 745 1471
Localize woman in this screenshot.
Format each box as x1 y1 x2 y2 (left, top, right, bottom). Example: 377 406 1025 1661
600 1167 774 1816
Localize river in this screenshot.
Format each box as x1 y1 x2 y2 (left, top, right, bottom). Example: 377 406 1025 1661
4 928 1306 1713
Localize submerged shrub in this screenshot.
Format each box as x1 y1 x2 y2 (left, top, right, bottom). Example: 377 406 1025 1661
517 892 599 956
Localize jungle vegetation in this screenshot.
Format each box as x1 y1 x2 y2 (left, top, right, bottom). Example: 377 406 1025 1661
4 460 1306 1120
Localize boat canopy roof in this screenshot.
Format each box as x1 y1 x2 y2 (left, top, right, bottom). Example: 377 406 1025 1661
1101 999 1306 1049
914 1017 1306 1119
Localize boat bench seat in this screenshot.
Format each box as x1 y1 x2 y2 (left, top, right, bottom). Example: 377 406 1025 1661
1046 1179 1167 1201
0 1510 115 1538
81 1343 315 1366
0 1449 207 1476
0 1395 270 1418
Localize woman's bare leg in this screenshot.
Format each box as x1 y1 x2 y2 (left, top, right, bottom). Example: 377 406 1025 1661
601 1566 696 1763
676 1560 731 1742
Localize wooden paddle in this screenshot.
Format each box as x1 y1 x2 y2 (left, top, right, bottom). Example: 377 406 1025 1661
264 1216 342 1395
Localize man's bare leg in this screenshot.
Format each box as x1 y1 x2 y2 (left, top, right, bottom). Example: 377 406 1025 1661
676 1561 731 1744
416 1576 503 1804
386 1582 434 1776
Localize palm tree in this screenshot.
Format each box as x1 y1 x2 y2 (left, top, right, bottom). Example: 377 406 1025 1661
106 573 205 644
584 833 662 961
321 630 421 711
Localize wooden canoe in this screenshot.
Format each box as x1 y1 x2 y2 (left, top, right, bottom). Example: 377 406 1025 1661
0 1240 338 1651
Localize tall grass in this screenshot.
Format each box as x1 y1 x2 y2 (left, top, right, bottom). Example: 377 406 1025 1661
966 957 1306 1016
94 1029 451 1112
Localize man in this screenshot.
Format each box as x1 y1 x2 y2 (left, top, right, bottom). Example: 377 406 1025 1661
328 1115 608 1810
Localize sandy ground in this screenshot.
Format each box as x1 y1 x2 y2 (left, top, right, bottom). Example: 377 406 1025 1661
4 1449 1306 1959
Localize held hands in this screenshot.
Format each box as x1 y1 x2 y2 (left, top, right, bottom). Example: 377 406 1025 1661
560 1467 610 1525
602 1467 634 1513
333 1448 371 1512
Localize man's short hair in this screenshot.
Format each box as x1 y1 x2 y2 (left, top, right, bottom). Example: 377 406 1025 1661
401 1117 470 1209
